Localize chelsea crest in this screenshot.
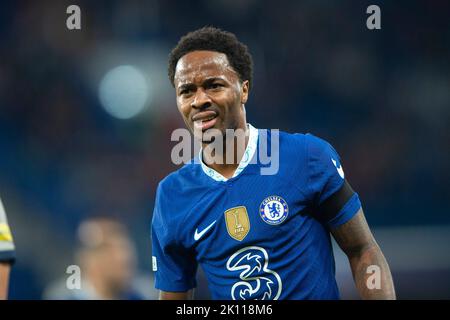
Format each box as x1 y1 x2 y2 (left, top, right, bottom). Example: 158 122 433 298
259 195 289 225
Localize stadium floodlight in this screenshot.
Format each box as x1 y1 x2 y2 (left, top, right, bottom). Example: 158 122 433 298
98 65 151 120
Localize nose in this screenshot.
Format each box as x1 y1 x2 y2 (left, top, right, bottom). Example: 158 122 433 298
191 88 211 109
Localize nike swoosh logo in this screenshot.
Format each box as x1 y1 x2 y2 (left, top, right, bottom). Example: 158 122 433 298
332 158 345 179
194 220 217 241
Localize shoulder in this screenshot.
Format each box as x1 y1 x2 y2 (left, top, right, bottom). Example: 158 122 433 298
157 160 203 197
261 128 337 162
153 161 208 225
303 133 342 170
304 133 334 155
271 130 331 162
284 131 340 163
258 130 310 186
266 129 308 154
271 130 341 188
272 130 330 152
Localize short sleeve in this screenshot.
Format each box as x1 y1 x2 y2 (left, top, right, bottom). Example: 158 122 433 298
306 134 362 228
151 184 197 292
0 197 16 263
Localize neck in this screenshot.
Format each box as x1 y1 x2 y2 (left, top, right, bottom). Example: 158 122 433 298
202 124 249 179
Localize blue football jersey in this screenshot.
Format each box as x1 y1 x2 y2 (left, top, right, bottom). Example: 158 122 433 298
151 125 361 300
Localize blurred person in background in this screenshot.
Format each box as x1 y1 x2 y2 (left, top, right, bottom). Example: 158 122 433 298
44 217 146 300
0 197 15 300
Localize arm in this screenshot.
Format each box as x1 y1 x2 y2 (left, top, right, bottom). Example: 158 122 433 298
0 262 11 300
159 289 194 300
152 184 198 300
331 208 396 299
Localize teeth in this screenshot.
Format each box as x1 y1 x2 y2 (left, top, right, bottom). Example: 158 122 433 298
193 114 216 123
200 116 215 122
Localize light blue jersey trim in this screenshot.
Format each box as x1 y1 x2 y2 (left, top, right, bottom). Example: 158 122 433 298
199 124 259 181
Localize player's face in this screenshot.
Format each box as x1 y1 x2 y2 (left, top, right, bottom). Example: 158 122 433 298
174 50 249 140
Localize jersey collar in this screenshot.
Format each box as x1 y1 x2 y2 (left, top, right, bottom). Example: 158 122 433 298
199 124 258 182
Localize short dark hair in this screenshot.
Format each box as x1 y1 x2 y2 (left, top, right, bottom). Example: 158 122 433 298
168 26 253 88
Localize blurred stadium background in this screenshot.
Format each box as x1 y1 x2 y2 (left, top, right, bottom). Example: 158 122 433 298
0 0 449 299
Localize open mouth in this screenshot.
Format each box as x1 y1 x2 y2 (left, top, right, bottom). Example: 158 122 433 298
192 111 218 131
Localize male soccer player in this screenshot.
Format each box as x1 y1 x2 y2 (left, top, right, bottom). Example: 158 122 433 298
151 27 395 300
0 197 15 299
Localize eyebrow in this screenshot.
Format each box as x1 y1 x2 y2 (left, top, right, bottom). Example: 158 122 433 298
177 83 196 92
177 77 226 91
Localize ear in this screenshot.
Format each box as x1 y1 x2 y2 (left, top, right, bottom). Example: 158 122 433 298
241 80 249 104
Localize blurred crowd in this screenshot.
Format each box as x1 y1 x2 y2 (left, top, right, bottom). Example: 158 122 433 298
0 0 449 298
